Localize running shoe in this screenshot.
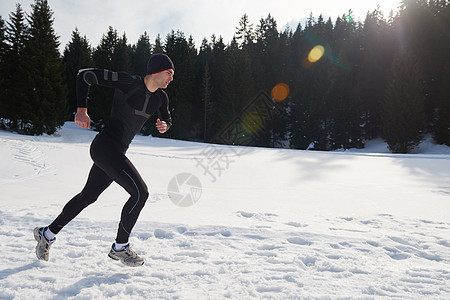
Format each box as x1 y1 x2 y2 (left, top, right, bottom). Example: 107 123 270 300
34 227 55 261
108 243 144 267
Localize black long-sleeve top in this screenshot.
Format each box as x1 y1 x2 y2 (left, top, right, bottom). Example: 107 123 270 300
76 68 172 147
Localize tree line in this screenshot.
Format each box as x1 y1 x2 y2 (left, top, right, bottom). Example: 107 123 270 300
0 0 449 153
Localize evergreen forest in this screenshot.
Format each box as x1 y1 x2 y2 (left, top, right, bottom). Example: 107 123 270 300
0 0 449 153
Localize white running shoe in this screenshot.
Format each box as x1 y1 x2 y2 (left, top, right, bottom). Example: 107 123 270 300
34 227 55 261
108 243 144 267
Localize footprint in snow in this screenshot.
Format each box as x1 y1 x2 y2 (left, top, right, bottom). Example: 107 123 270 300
236 211 278 222
285 222 308 228
383 246 410 260
437 239 449 247
154 229 174 239
287 237 312 246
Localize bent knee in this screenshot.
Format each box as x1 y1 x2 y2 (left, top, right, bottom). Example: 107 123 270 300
130 185 149 203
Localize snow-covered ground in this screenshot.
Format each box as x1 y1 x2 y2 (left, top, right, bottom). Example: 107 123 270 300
1 122 449 299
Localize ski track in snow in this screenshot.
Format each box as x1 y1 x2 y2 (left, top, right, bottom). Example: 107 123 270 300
1 209 449 299
1 137 57 183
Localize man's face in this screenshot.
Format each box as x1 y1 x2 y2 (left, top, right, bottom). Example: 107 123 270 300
154 69 174 89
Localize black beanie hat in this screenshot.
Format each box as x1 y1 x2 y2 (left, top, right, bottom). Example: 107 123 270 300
146 53 174 75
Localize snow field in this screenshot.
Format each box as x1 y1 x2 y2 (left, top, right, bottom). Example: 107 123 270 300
0 123 449 299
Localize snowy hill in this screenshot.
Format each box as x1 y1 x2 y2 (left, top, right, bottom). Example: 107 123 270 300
1 122 449 299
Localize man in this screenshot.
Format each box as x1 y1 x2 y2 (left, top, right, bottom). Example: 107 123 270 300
34 53 174 267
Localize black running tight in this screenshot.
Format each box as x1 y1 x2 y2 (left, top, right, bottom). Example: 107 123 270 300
49 133 149 243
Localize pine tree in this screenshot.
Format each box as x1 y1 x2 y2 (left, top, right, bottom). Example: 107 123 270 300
434 57 450 145
359 7 394 140
164 30 197 139
329 14 365 150
2 4 29 130
210 35 226 103
89 26 119 130
218 40 255 145
63 28 92 117
288 24 310 149
114 33 132 72
0 16 7 125
131 32 151 76
153 34 164 53
270 28 292 148
22 0 67 135
201 35 226 140
398 0 449 142
382 52 425 153
201 62 213 142
93 26 118 69
221 38 252 115
290 17 338 150
0 16 6 53
254 14 279 90
0 16 6 64
306 47 338 151
136 33 157 136
431 0 450 145
235 14 254 48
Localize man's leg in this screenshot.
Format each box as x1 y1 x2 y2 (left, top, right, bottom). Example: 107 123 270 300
35 163 113 261
88 135 149 244
48 164 113 234
90 142 148 267
116 159 149 244
94 156 149 244
102 159 148 266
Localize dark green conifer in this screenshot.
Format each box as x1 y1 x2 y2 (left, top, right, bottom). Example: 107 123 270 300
382 53 425 153
63 28 92 117
23 0 67 135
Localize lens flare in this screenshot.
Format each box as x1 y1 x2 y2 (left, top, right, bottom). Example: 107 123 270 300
271 83 290 102
308 45 325 63
242 113 263 134
345 14 354 23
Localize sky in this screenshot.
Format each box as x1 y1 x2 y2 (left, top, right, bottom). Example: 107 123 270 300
0 0 402 52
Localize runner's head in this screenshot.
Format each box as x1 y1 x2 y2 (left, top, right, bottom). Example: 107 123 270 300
146 53 174 75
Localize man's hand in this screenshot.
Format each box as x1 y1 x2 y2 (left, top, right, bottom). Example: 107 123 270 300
74 107 91 129
155 118 167 133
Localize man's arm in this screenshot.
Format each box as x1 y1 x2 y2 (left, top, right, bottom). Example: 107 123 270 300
75 69 135 129
76 68 136 106
156 91 172 133
74 69 95 129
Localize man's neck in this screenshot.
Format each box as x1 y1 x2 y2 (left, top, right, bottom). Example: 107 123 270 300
144 75 158 93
